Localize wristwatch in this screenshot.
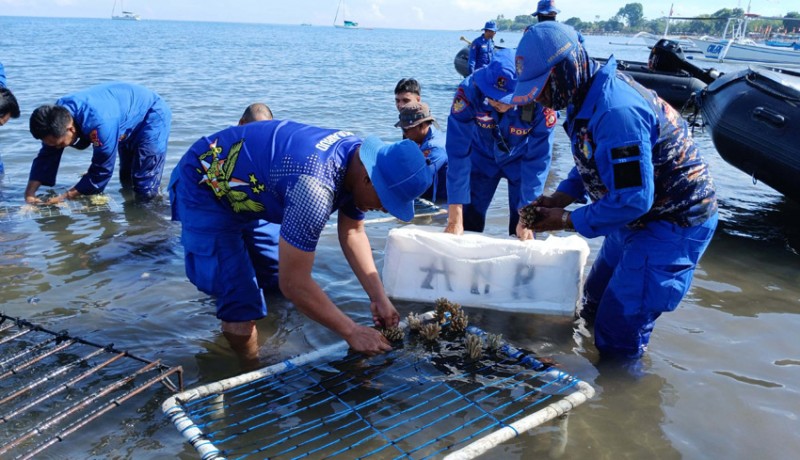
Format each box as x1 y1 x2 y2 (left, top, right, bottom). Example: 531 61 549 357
561 210 572 231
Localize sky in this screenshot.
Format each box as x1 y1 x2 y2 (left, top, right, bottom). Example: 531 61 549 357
0 0 795 30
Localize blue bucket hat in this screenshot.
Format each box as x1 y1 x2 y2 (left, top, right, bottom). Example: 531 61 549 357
359 136 432 222
535 0 560 15
474 48 517 103
483 20 498 32
512 22 580 105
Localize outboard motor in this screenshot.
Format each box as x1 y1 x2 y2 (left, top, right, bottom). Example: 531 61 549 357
648 39 686 73
649 38 718 84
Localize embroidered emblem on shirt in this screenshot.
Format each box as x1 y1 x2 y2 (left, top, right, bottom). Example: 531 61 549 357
544 108 557 128
452 88 468 114
196 138 265 213
578 126 593 159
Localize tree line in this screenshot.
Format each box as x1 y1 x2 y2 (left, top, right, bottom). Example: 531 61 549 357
493 3 800 36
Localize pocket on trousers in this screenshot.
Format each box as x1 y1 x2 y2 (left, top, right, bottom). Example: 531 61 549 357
182 234 220 296
643 254 695 314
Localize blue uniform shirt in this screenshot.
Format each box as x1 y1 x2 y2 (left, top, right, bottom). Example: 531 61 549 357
419 125 448 202
0 62 6 175
446 76 556 210
173 120 364 252
28 82 168 195
557 57 717 238
468 35 494 74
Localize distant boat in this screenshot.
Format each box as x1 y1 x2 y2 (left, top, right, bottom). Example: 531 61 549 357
693 15 800 66
333 0 358 29
111 0 140 21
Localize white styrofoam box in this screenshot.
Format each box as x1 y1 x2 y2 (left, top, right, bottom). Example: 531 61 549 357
382 225 590 316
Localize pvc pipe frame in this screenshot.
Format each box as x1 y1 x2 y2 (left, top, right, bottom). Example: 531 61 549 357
161 312 595 460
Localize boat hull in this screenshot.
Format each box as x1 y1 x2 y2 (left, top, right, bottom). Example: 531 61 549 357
597 58 707 110
699 67 800 202
695 38 800 66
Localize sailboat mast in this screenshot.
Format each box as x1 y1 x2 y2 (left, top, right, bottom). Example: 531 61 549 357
334 0 342 25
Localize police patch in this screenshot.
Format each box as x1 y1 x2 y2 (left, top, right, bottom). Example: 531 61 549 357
451 88 468 114
543 108 557 128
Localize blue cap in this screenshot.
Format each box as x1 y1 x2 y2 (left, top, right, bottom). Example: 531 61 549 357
483 20 498 32
535 0 560 15
512 22 580 105
359 136 432 222
474 48 517 104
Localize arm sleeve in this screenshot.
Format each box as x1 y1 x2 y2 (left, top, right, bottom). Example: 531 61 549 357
445 86 476 205
556 166 589 203
467 42 478 74
0 62 6 88
517 106 555 210
280 175 338 252
570 106 656 238
28 144 65 186
74 126 120 195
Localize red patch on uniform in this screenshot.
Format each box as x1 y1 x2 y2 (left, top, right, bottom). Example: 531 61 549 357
90 129 103 147
422 149 431 158
543 108 557 129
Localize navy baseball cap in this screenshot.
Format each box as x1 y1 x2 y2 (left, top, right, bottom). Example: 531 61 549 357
483 20 498 32
535 0 560 15
512 22 580 105
359 136 432 222
474 48 517 104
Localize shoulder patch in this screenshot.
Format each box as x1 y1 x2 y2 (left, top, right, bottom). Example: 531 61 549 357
451 88 469 114
543 108 557 129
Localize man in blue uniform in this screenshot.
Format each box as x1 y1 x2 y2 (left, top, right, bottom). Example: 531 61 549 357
533 0 560 22
25 82 171 204
394 78 421 112
513 22 718 359
170 120 432 366
239 102 273 125
446 48 556 238
468 20 497 75
0 62 21 175
395 102 447 203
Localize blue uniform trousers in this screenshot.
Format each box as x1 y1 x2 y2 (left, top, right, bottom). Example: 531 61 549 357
463 157 522 235
580 213 718 358
170 172 280 322
118 102 171 199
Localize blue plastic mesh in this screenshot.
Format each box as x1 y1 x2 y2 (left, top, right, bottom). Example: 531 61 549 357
171 324 587 460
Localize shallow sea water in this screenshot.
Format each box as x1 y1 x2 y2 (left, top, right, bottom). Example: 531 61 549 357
1 17 799 459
